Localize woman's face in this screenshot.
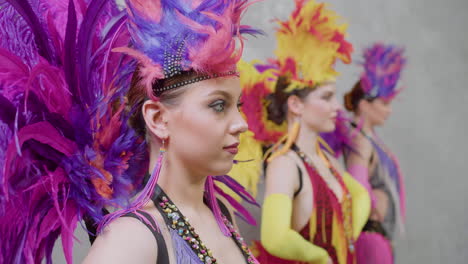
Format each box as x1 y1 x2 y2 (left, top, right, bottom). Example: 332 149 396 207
165 77 247 177
299 83 340 133
362 98 392 126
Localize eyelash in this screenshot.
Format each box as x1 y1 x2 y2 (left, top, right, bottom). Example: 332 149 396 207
209 100 243 113
209 100 226 113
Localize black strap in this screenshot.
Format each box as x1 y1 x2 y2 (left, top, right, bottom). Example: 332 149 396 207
263 144 304 199
217 198 233 223
293 165 303 198
123 211 169 264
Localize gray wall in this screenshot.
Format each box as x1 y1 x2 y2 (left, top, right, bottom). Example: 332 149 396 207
53 0 468 263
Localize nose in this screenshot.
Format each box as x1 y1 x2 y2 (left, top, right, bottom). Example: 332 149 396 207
230 109 248 136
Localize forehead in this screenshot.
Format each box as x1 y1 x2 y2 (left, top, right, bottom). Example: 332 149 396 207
183 76 241 99
308 82 336 96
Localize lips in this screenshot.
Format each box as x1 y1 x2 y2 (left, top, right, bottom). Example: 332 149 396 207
223 142 239 155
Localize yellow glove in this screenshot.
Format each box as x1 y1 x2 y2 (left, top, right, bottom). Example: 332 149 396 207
261 193 329 264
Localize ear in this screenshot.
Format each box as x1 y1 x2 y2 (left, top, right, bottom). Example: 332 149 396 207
142 100 169 140
287 95 304 116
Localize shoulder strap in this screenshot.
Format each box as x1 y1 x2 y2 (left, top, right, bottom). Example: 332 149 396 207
123 211 169 264
217 198 233 223
293 165 303 198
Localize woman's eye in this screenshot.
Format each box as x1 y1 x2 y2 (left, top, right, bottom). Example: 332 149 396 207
210 100 226 112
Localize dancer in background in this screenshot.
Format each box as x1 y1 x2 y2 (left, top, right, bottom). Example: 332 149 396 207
237 1 370 263
0 0 261 263
343 43 406 264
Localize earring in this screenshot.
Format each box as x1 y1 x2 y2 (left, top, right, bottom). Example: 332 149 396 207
267 121 300 162
160 138 166 153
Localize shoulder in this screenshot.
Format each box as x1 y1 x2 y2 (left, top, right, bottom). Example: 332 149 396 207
83 215 158 264
264 150 301 197
267 150 300 170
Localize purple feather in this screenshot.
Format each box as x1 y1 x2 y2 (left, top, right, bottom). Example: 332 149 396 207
76 0 112 105
213 175 258 206
5 0 56 64
0 0 148 262
0 1 38 68
360 43 406 100
212 183 257 225
205 175 231 236
319 110 357 158
63 0 79 105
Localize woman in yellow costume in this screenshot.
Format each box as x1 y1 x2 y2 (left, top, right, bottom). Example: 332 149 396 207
237 1 370 263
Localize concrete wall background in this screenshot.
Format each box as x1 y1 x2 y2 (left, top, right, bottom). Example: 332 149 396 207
52 0 468 263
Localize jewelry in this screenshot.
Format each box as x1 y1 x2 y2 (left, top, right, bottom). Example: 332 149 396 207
156 192 257 264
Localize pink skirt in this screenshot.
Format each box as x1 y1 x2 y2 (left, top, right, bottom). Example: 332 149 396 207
355 232 393 264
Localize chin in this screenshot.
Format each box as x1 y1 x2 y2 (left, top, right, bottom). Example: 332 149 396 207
374 119 386 126
320 123 336 133
208 159 234 176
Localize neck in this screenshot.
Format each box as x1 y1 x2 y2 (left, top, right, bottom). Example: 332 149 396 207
147 147 207 212
294 122 319 158
355 114 375 137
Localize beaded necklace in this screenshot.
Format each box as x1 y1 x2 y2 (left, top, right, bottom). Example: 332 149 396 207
155 188 257 264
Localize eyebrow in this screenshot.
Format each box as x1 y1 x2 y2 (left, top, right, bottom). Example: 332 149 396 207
208 90 242 101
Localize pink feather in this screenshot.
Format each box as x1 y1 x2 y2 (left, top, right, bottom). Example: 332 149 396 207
127 0 162 22
112 46 164 101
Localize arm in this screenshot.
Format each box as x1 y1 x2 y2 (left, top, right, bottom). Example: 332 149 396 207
261 155 330 264
345 136 377 208
83 217 157 264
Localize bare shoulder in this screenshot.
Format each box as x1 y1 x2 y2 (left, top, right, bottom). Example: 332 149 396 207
264 151 300 197
83 216 157 264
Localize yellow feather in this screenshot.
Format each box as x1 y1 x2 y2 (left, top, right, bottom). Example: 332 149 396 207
274 0 353 89
224 131 263 199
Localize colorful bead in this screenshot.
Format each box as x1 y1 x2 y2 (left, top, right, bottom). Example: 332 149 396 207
156 191 257 264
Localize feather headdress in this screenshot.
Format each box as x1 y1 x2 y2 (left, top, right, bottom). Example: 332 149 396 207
116 0 261 100
239 0 353 144
0 0 260 263
0 0 145 263
359 43 406 100
273 0 353 91
230 0 353 196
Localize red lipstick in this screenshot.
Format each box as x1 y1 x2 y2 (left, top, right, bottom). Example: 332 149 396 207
223 143 239 155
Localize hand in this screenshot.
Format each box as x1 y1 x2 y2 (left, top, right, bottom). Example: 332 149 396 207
370 208 383 222
327 257 333 264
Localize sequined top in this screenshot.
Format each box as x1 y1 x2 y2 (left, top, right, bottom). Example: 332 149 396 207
125 186 256 264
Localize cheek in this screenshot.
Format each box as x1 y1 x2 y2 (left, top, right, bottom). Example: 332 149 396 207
304 100 331 120
169 107 233 174
172 108 222 151
301 101 335 131
376 105 389 119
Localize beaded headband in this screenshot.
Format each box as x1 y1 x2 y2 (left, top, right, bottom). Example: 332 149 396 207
152 70 239 96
